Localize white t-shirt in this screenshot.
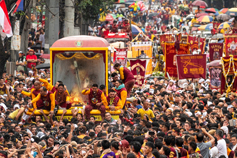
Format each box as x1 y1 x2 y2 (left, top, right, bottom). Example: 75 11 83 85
216 139 228 158
210 146 218 158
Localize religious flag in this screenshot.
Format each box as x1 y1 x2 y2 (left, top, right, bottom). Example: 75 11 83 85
224 35 237 57
159 34 174 46
129 59 146 87
188 36 205 53
114 48 127 67
165 43 190 78
220 56 237 94
131 41 152 75
0 0 13 37
176 54 206 79
209 66 222 90
13 0 24 13
209 43 223 61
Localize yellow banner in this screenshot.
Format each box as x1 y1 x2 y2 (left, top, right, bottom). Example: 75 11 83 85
131 44 152 75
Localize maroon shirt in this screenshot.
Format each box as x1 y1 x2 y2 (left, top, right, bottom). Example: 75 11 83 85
88 89 103 106
121 67 135 83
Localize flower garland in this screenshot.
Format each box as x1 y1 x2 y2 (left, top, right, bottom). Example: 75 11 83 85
221 56 237 95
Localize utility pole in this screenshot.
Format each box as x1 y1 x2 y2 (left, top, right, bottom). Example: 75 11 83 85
45 0 59 52
64 0 75 36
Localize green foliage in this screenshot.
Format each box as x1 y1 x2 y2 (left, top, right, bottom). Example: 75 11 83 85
76 0 116 20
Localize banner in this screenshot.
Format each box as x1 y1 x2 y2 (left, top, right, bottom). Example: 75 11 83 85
130 59 146 87
220 56 237 93
176 54 206 79
209 66 222 90
114 48 127 67
224 35 237 56
209 43 223 61
165 43 190 78
213 22 221 29
188 36 205 53
159 34 174 46
131 41 152 75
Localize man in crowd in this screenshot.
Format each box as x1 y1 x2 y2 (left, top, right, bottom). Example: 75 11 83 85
26 49 37 70
114 63 135 97
82 84 107 120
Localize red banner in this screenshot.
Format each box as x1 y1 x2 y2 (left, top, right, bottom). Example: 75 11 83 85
209 43 223 61
114 48 127 66
176 54 206 79
220 56 237 94
130 59 146 87
160 34 174 52
224 36 237 57
209 66 222 90
213 22 221 29
188 36 205 53
165 43 190 78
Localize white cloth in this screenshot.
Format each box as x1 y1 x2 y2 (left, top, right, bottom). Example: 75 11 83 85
210 146 218 158
216 139 228 158
232 144 237 151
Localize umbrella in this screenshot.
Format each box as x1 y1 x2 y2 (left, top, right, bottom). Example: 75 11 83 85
229 17 234 22
192 0 208 7
149 13 159 18
36 63 50 69
186 14 195 21
205 8 217 13
198 23 213 31
216 14 230 21
214 11 223 16
218 22 231 30
197 15 213 23
196 13 208 18
207 60 221 68
220 8 229 14
131 24 143 35
228 8 237 16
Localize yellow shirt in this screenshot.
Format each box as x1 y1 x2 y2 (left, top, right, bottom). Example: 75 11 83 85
137 108 155 119
151 34 155 41
9 108 22 119
191 18 198 26
77 134 86 139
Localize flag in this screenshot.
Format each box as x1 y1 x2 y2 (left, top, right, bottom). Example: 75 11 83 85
0 0 13 37
188 36 205 53
176 54 206 79
224 35 237 57
129 59 147 87
13 0 23 14
165 43 190 78
131 41 153 76
209 43 223 61
209 66 222 90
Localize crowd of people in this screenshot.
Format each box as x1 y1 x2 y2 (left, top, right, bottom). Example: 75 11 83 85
1 0 237 158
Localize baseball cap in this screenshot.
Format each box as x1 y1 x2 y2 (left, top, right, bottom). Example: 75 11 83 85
119 140 129 148
18 51 23 54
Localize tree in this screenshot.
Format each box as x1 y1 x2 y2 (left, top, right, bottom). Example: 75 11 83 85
76 0 116 21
